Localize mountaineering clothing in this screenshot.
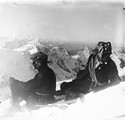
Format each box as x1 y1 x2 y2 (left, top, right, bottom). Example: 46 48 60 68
9 52 56 110
59 42 121 100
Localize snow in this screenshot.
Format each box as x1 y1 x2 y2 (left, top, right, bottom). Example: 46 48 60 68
0 82 125 120
0 48 36 82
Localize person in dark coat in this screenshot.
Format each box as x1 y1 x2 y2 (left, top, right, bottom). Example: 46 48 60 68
59 42 121 100
8 52 56 113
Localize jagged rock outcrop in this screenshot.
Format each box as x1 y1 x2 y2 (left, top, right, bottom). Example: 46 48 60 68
37 45 90 81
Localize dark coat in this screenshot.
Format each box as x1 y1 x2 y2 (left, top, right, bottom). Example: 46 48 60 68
77 54 121 84
25 66 56 95
9 65 56 102
60 54 121 96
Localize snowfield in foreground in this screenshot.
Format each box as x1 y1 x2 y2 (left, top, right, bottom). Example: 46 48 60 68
0 82 125 120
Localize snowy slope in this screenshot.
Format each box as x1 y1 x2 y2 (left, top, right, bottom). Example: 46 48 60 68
0 82 125 120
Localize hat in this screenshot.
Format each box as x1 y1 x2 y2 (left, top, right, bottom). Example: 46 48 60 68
97 41 112 54
31 52 48 63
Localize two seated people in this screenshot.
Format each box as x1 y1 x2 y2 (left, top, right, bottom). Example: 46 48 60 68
8 41 121 113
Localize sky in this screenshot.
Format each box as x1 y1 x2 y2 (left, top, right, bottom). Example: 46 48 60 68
0 0 124 49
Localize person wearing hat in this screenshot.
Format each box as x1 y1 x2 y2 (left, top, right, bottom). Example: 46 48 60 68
58 42 121 101
7 52 56 115
85 41 121 92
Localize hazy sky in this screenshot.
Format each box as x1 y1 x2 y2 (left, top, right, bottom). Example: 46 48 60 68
0 0 124 48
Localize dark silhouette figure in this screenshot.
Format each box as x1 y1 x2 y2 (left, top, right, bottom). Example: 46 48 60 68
59 42 121 100
7 52 56 114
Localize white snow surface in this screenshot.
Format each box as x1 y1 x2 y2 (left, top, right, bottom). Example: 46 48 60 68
0 48 37 82
0 82 125 120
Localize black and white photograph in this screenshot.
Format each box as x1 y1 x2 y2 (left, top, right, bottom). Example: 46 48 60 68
0 0 125 120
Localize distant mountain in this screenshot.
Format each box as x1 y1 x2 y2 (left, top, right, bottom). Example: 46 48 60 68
3 38 92 55
34 43 90 81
